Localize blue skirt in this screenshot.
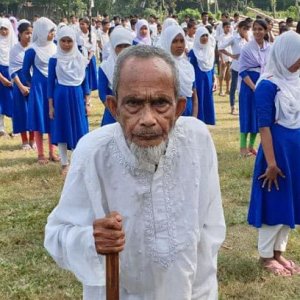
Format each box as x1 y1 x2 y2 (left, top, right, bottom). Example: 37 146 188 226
51 84 88 150
12 83 29 133
87 55 98 91
239 71 260 134
248 124 300 228
28 68 51 133
182 96 193 117
195 68 215 125
0 65 13 117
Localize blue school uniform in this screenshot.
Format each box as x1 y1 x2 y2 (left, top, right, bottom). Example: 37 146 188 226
47 58 89 150
239 70 260 133
98 67 116 126
87 55 98 91
248 80 300 228
0 65 13 117
189 50 215 125
23 48 51 134
11 70 29 133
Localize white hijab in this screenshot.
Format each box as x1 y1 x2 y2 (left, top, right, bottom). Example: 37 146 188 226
0 18 17 66
134 19 151 45
192 27 215 72
54 26 88 86
30 17 57 77
258 31 300 129
161 25 195 98
100 27 133 89
9 42 29 76
156 18 179 48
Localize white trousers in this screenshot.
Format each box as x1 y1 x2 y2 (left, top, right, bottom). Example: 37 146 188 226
258 225 290 258
0 114 5 132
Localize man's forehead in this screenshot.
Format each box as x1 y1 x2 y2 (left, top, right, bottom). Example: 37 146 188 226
120 56 173 77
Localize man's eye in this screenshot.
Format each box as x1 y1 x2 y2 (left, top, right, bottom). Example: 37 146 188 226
126 100 142 107
152 99 169 107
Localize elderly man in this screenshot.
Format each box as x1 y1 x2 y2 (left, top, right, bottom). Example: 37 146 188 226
44 45 226 300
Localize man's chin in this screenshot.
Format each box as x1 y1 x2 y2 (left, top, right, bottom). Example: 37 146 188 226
131 138 165 148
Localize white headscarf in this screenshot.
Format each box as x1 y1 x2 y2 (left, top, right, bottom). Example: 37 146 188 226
9 42 29 76
258 31 300 129
30 17 57 77
133 19 151 45
192 27 215 72
0 18 17 66
100 27 133 89
155 18 178 48
161 25 195 98
17 19 31 28
54 26 88 86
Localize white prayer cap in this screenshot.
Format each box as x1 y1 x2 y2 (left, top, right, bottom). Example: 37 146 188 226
110 26 133 49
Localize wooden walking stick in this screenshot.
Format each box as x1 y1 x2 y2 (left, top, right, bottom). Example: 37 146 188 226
106 253 119 300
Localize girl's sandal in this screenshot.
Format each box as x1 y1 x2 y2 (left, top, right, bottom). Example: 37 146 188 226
261 258 292 277
280 260 300 275
49 153 60 163
38 155 49 165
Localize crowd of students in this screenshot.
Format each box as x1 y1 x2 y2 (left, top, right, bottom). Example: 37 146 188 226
1 11 300 276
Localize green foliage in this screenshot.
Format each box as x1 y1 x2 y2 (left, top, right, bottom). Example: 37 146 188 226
178 8 200 22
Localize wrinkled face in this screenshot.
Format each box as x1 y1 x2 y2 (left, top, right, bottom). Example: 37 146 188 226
253 23 267 42
47 29 55 41
171 33 185 56
108 57 185 147
139 25 148 37
20 27 33 44
115 43 131 55
59 36 73 52
200 34 209 44
0 26 9 37
223 24 231 34
288 58 300 73
80 21 89 33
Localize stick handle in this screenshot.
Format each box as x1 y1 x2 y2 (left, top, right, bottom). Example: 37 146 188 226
106 253 119 300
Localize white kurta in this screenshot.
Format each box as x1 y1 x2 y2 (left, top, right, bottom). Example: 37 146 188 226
44 117 226 300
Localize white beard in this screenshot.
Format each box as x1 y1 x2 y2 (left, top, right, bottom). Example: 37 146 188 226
129 141 168 166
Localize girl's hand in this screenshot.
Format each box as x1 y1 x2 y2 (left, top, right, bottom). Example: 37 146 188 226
20 85 30 96
85 102 91 116
1 78 12 87
49 106 55 119
258 165 285 191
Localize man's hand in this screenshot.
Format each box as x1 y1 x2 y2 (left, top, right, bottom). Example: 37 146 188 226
93 212 125 255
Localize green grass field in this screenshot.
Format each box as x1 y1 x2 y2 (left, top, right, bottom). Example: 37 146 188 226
1 92 300 299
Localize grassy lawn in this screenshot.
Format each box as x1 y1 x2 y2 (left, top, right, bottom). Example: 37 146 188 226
1 92 300 299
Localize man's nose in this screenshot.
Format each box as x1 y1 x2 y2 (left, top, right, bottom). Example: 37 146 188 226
139 105 156 127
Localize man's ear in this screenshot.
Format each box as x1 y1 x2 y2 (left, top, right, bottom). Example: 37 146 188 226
175 97 187 118
106 95 118 119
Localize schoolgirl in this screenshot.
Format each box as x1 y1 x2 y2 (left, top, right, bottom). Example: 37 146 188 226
238 19 271 156
189 27 216 125
48 26 89 175
0 18 17 136
78 17 98 91
161 25 198 117
9 21 35 149
248 31 300 276
98 27 133 126
132 19 151 46
23 17 58 164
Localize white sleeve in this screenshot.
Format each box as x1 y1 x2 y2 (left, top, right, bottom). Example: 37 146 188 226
44 147 107 287
218 36 233 50
192 136 226 299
